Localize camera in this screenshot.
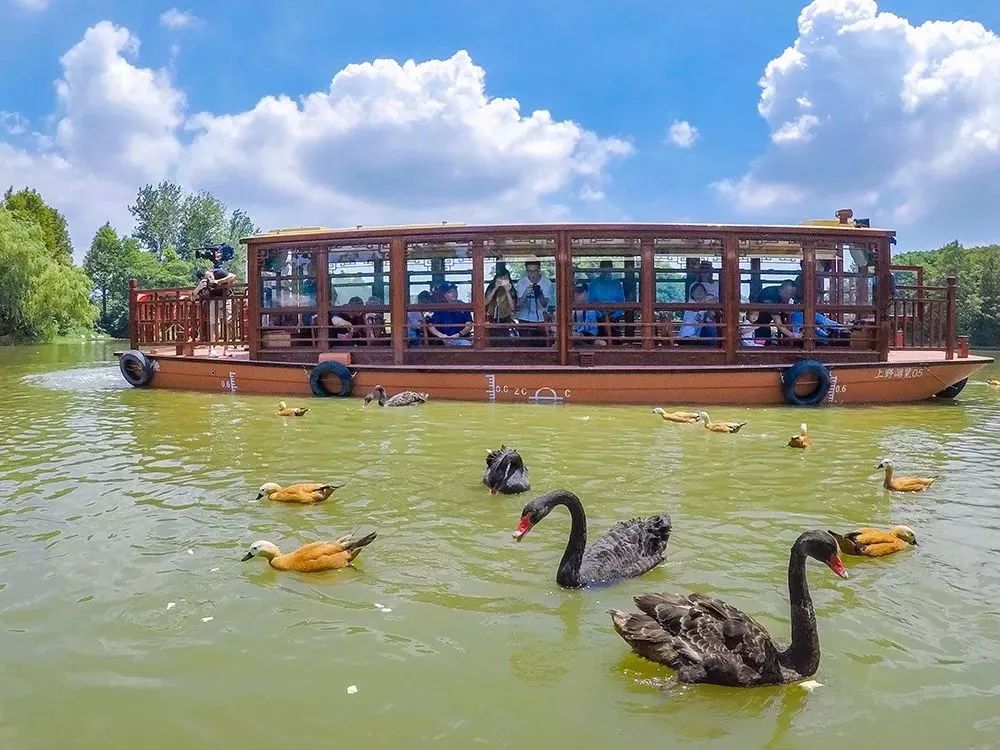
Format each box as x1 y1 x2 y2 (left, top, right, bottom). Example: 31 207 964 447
532 283 542 296
194 243 236 262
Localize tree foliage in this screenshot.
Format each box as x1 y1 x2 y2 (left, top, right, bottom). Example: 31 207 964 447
0 207 96 343
895 241 1000 347
3 186 74 265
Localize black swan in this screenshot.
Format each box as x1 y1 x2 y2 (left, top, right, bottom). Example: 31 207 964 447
512 490 671 588
363 385 429 407
608 530 848 687
483 446 530 494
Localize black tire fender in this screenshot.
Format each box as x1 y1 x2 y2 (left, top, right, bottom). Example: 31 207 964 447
309 360 353 397
780 359 832 406
119 350 154 387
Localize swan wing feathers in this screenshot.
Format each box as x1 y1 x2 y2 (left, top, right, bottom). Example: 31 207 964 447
624 592 782 685
580 516 671 583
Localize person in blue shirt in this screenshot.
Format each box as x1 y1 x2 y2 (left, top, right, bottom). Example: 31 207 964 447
428 283 473 346
788 309 848 345
571 282 606 346
588 260 625 320
407 290 432 345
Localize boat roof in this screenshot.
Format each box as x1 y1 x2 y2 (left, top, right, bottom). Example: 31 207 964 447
242 219 895 244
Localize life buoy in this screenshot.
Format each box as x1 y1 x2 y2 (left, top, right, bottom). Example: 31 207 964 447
119 350 154 387
309 360 353 397
781 359 832 406
934 377 968 399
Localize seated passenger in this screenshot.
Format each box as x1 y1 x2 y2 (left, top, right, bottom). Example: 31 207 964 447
365 295 388 342
428 283 473 346
571 282 606 346
692 260 719 298
407 290 432 345
788 309 848 344
741 310 765 347
678 282 718 344
515 261 553 347
485 264 518 345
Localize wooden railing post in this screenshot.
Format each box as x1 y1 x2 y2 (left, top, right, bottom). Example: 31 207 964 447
128 279 139 349
722 234 739 363
802 244 816 351
875 241 891 360
471 240 485 351
945 276 956 360
390 237 406 364
640 238 654 351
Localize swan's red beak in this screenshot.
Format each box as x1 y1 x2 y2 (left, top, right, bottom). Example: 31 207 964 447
489 487 498 495
513 515 533 541
827 554 848 579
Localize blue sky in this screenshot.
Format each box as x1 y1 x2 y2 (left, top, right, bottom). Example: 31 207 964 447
2 0 1000 259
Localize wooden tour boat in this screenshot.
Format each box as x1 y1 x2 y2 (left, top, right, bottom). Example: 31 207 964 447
116 210 991 406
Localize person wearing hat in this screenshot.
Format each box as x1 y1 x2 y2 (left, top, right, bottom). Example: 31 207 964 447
515 261 554 346
428 282 474 346
693 260 720 298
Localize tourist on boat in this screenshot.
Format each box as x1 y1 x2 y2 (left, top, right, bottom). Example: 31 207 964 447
428 283 474 346
327 287 356 343
788 309 848 344
750 280 800 343
515 261 553 347
741 310 765 347
365 295 388 343
484 264 518 344
692 260 719 298
571 282 606 346
678 282 718 344
407 290 432 345
587 260 625 340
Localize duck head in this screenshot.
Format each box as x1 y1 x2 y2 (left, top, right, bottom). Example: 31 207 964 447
891 525 918 545
255 482 281 500
651 407 665 415
695 411 711 424
277 401 287 410
364 385 387 406
799 422 808 434
795 530 848 578
875 458 894 471
241 540 280 562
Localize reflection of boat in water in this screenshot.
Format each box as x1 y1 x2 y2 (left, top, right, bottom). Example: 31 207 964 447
116 215 991 406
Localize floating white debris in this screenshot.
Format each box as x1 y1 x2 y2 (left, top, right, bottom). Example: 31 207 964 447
373 602 384 609
201 616 214 623
380 607 392 614
798 679 823 692
346 685 358 695
166 602 176 610
186 549 194 555
210 567 220 572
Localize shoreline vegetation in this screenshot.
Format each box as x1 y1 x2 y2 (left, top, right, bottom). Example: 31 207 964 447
1 182 998 347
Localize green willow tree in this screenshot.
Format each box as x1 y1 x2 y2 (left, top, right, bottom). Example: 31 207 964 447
0 207 96 343
3 187 74 265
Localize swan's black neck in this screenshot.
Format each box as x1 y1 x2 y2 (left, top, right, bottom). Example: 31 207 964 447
780 544 819 677
544 492 588 588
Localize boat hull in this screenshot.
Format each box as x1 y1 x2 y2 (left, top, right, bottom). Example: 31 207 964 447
120 353 991 406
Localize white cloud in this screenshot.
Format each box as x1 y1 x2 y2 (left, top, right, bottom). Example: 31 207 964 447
0 111 29 136
12 0 49 10
666 119 699 148
159 8 200 30
716 0 1000 245
0 26 631 260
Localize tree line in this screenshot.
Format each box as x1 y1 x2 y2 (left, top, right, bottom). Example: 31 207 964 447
0 183 258 343
893 241 1000 348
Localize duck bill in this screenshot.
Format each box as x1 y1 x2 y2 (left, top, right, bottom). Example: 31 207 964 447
254 492 264 500
512 516 533 541
827 554 848 579
240 552 253 562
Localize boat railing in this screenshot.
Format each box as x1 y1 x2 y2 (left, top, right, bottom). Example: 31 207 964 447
888 276 957 358
128 280 249 352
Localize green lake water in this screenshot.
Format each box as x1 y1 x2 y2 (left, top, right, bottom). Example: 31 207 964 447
2 341 1000 749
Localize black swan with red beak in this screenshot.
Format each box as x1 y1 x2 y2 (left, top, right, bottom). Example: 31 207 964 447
512 490 671 588
608 530 848 687
483 446 530 495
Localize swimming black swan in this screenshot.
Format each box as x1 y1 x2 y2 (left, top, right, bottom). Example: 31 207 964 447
363 385 429 407
483 445 530 494
608 530 848 687
512 490 671 588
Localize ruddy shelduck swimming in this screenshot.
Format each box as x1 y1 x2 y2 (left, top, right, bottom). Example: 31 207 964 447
829 526 917 557
256 482 343 504
695 411 747 433
876 459 936 492
241 529 377 572
788 423 811 449
651 407 700 423
277 400 309 417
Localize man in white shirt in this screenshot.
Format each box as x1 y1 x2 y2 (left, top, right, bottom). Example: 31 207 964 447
515 260 554 347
